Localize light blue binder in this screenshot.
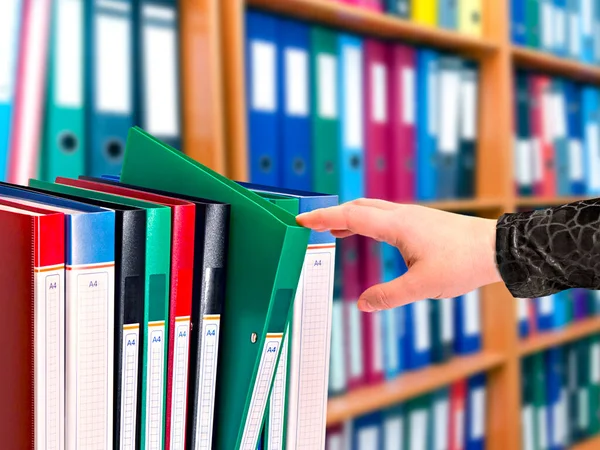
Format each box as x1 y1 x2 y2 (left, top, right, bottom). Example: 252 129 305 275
582 86 600 195
438 0 457 30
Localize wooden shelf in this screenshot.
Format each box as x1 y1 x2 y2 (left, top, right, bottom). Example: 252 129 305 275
326 352 505 426
247 0 498 59
512 46 600 83
571 435 600 450
417 198 505 212
516 195 593 208
519 317 600 357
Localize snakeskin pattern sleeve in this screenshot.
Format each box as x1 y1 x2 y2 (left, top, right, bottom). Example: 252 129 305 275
496 199 600 298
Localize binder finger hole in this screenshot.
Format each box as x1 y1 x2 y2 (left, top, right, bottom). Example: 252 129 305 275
293 157 305 175
251 332 258 344
58 132 78 153
350 155 360 170
259 155 272 173
105 140 124 161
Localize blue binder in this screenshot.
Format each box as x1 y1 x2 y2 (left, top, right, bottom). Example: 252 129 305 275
518 298 530 338
454 290 482 355
581 0 595 63
582 86 600 196
417 49 439 201
134 0 181 150
381 243 401 379
567 0 581 59
466 373 487 450
338 34 365 204
553 79 571 196
87 0 134 177
245 10 280 186
511 0 527 44
352 412 383 450
540 0 555 53
382 405 404 449
552 291 569 329
278 19 311 191
565 81 586 195
405 297 431 370
554 0 569 57
0 1 23 181
536 295 555 331
438 0 457 29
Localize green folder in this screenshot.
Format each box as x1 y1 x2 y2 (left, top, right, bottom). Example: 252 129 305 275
521 356 539 450
532 352 547 450
577 339 591 440
119 126 310 449
526 0 541 48
588 335 600 434
29 179 171 450
310 26 340 195
259 194 299 450
403 395 431 450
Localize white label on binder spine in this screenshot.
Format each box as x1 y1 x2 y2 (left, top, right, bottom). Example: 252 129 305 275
555 389 567 444
0 1 21 102
251 40 276 112
539 295 553 314
434 399 449 450
327 434 343 450
442 298 454 342
240 333 282 449
268 329 288 450
195 315 221 450
553 92 567 138
384 309 399 371
318 54 337 118
384 417 403 449
56 0 83 107
35 266 65 450
96 12 131 113
344 46 363 148
579 389 589 429
143 6 179 136
542 91 554 143
329 300 346 392
372 63 387 123
402 68 415 125
415 300 431 351
348 303 364 378
583 0 593 35
439 67 461 155
570 13 581 55
170 317 190 450
522 406 534 450
428 64 438 136
555 8 566 48
517 298 529 322
410 410 428 450
465 290 481 336
471 388 486 439
516 140 534 185
146 321 165 450
591 343 600 383
460 74 478 140
455 409 465 448
69 265 114 450
532 138 543 184
358 426 379 449
569 139 584 181
587 123 600 190
373 311 385 372
542 2 554 48
121 324 139 450
538 406 548 449
285 48 308 116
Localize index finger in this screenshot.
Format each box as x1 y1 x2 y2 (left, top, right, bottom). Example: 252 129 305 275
296 203 397 243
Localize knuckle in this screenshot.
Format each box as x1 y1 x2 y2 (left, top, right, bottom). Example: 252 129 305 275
371 285 392 310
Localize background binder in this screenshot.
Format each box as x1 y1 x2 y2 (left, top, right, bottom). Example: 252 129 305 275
87 0 134 177
0 200 65 449
457 61 479 199
454 290 482 355
120 126 309 449
459 0 483 35
465 374 486 450
41 0 85 182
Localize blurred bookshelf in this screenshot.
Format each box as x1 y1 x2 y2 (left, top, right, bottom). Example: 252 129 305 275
572 436 600 450
512 46 600 83
519 317 600 357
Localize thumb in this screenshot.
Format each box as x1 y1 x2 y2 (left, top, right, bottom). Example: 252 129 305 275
357 267 429 312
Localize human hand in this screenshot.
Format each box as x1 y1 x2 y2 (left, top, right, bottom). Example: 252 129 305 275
296 198 502 312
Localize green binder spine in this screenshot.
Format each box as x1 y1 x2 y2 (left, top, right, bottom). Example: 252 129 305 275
588 335 600 434
119 127 310 449
403 395 431 449
577 339 591 440
28 179 172 450
310 26 340 196
532 352 547 450
526 0 541 48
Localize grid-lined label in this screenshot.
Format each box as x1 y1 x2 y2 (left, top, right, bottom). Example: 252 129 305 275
195 314 221 449
35 266 64 450
146 321 165 450
121 324 139 450
240 334 283 449
268 329 289 449
170 317 190 450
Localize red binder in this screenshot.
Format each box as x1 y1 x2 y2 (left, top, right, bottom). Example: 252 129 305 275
529 75 556 197
364 38 390 202
7 0 52 184
55 177 196 450
449 379 467 450
388 44 416 202
341 236 366 390
0 198 65 449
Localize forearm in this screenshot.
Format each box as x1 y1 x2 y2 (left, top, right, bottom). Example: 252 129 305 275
495 199 600 298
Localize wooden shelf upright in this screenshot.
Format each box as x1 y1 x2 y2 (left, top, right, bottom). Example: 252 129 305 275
211 1 600 449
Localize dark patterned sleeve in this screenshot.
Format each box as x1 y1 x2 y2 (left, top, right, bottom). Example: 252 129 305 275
495 199 600 298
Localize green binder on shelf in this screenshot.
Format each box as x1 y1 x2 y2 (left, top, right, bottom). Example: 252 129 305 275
119 126 310 449
403 395 431 450
577 339 591 440
532 352 547 450
588 335 600 435
28 178 171 450
310 26 340 196
526 0 541 48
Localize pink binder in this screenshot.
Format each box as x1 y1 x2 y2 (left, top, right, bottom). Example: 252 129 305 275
364 39 390 201
7 0 52 184
389 44 417 202
359 0 383 11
